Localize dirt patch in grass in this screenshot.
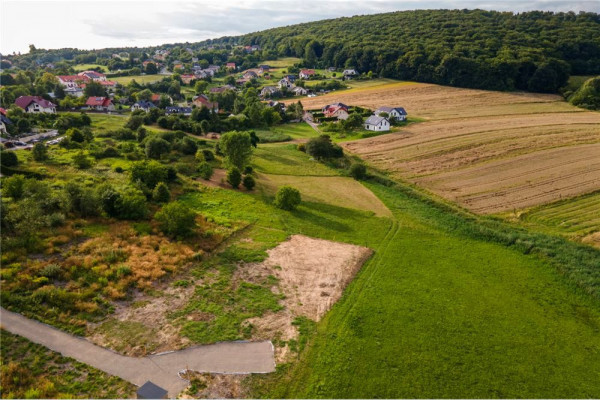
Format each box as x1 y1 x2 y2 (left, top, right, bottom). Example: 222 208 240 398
198 168 228 188
89 284 195 356
180 372 247 399
235 235 372 361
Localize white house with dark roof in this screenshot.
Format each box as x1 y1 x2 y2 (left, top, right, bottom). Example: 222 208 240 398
375 106 407 121
364 115 390 131
260 86 280 97
15 96 56 113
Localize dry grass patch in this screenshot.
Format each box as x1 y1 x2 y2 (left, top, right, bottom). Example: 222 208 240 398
258 173 392 217
235 235 372 361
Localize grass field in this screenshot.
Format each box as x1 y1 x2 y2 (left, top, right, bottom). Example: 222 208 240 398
111 74 163 85
258 174 392 217
515 191 600 247
250 179 600 398
258 58 301 68
252 144 340 176
72 63 109 72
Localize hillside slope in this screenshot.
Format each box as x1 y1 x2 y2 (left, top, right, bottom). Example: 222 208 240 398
232 9 600 92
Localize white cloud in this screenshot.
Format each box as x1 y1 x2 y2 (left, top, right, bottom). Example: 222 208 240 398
1 0 598 54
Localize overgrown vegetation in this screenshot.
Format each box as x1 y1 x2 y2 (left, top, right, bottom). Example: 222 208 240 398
0 330 135 399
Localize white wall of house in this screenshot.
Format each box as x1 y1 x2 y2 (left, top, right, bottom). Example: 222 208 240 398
26 103 55 113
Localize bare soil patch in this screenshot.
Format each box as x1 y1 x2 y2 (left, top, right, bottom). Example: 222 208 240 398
89 284 195 356
235 235 372 361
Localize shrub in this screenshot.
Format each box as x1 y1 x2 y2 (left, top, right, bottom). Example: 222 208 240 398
40 263 62 279
32 143 49 161
130 160 173 189
2 174 26 199
152 182 170 203
154 201 197 238
196 148 214 162
1 151 18 167
125 115 144 130
274 186 301 210
297 143 306 152
226 167 242 188
306 135 343 159
115 186 148 220
145 137 171 159
72 152 93 169
47 212 66 227
349 163 367 180
243 175 256 190
244 166 253 174
198 161 214 180
174 137 198 155
136 126 147 142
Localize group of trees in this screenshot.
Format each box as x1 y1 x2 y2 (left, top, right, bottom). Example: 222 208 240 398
231 10 600 93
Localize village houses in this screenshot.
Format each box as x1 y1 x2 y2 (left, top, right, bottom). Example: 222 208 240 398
15 96 57 113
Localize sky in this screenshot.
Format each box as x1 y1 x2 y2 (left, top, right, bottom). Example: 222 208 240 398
1 0 598 54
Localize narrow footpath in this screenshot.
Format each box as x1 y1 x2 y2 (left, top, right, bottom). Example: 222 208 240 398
0 307 275 397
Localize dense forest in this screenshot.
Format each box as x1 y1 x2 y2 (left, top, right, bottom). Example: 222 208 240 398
229 9 600 92
2 9 599 94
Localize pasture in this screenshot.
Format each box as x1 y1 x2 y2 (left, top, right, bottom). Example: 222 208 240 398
111 74 163 85
516 191 600 247
72 63 109 72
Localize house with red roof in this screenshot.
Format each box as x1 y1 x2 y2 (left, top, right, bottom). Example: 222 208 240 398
78 70 106 81
57 75 90 88
180 74 196 84
151 94 173 105
226 62 236 70
85 97 115 112
299 69 316 79
323 105 349 120
192 94 218 112
15 96 57 113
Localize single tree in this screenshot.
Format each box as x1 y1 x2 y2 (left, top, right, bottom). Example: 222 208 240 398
152 182 170 203
198 161 214 180
220 131 252 170
32 143 48 161
242 175 256 190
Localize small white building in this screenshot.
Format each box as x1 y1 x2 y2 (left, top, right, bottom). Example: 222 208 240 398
343 69 358 79
375 106 407 121
260 86 280 97
291 86 308 96
278 78 294 89
364 115 390 131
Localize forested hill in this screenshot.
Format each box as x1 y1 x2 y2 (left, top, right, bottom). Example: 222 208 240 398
228 9 600 92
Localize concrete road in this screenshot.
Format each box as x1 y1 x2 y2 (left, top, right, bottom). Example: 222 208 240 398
0 307 275 397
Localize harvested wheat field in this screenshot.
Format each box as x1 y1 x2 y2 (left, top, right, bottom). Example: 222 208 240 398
258 174 392 217
291 81 584 120
236 235 372 361
314 80 600 214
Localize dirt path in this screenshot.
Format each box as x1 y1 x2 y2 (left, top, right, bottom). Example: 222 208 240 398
0 307 275 397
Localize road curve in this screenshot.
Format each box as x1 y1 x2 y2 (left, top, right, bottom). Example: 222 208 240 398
0 307 275 397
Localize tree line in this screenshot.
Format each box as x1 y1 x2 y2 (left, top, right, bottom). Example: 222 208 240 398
231 9 600 93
